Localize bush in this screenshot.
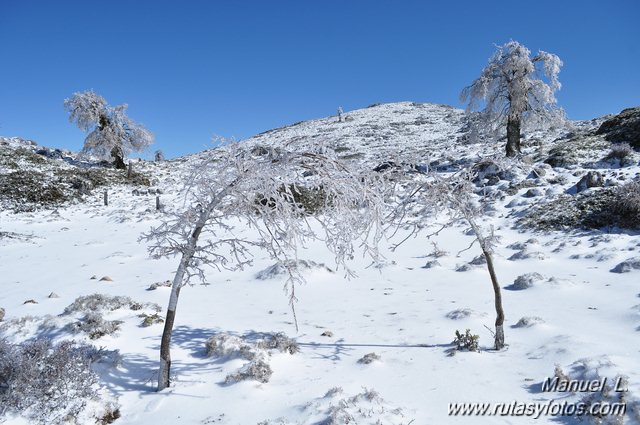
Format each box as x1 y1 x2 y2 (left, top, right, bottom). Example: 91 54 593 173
452 329 479 352
205 332 298 384
520 180 640 231
67 312 123 339
256 332 300 354
611 180 640 228
604 142 634 165
0 338 99 425
224 358 273 384
63 293 160 315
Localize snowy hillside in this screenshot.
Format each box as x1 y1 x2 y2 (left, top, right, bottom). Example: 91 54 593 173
1 103 640 424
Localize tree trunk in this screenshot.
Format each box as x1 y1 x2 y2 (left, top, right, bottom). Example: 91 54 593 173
157 220 207 391
111 146 126 170
157 257 187 391
465 216 506 350
506 116 521 157
481 247 505 350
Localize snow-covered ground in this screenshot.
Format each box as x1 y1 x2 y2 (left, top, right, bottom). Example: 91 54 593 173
1 102 639 424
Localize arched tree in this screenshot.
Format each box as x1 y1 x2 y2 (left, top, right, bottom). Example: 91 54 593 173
64 90 154 169
142 141 387 391
461 41 565 157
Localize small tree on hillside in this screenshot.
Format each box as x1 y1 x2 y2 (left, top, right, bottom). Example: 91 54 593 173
142 141 387 391
389 165 506 350
461 41 565 157
64 90 154 169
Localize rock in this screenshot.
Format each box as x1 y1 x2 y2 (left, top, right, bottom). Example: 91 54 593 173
512 316 545 328
455 264 473 272
357 352 380 364
0 307 5 321
446 308 475 320
505 272 544 290
147 280 172 290
421 260 441 269
610 257 640 273
23 299 38 304
596 107 640 149
99 276 114 282
255 260 333 280
469 254 486 265
523 188 543 198
508 250 547 261
576 171 604 192
90 275 97 280
48 292 60 298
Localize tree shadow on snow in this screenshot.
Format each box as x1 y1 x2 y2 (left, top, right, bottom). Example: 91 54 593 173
298 340 451 362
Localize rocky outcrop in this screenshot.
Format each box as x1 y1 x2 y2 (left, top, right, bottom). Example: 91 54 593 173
596 107 640 149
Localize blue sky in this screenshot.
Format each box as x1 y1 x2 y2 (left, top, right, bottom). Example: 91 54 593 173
1 0 638 158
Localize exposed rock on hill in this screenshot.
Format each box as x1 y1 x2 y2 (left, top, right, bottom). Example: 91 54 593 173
596 107 640 148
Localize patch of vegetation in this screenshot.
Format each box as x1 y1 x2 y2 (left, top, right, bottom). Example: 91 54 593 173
0 172 67 211
67 312 123 339
0 144 152 211
545 136 610 168
452 329 480 352
0 338 100 425
604 142 634 166
519 180 640 231
256 184 329 215
63 294 160 315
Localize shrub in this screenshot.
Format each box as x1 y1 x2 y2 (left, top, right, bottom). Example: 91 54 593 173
611 180 640 228
0 338 100 425
67 312 123 339
63 293 160 315
604 142 634 165
205 332 298 384
452 329 479 352
224 358 273 384
256 332 300 354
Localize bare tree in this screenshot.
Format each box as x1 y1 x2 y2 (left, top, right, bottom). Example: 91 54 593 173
388 165 506 350
64 90 154 169
461 41 564 157
142 141 387 391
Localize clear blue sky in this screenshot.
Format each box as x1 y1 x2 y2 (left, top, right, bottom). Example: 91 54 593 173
1 0 638 158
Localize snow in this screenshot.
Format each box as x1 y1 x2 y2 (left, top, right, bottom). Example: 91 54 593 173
2 102 640 424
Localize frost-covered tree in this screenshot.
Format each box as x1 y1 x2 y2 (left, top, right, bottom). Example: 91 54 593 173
461 41 564 157
64 90 154 169
389 164 506 350
142 141 387 391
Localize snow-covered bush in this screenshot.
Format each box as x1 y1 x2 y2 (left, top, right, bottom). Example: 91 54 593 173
0 338 100 425
612 180 640 228
259 387 409 425
205 332 298 384
224 359 273 384
604 142 634 165
255 332 300 354
67 312 123 339
63 293 160 315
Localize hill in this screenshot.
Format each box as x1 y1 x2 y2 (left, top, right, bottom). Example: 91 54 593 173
1 103 640 424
